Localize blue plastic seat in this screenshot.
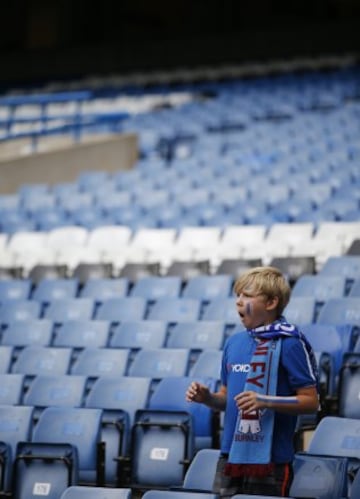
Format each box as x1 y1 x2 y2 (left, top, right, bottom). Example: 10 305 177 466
23 375 87 419
337 353 360 418
148 376 218 450
70 347 130 382
0 279 32 301
181 275 233 301
44 298 95 323
201 298 239 325
13 406 104 496
85 376 152 485
80 278 129 302
147 298 201 322
189 350 222 380
181 448 220 492
11 346 72 379
127 348 191 380
0 405 34 493
316 297 360 332
53 320 111 349
130 276 182 301
0 299 41 325
130 409 195 489
1 319 53 349
109 320 167 353
350 278 360 297
32 278 79 304
95 297 147 323
0 373 25 404
283 296 316 324
60 486 132 498
0 346 14 373
166 321 225 352
319 256 360 294
141 490 217 499
350 468 360 499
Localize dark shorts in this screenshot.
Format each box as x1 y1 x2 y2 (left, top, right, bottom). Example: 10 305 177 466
212 454 293 498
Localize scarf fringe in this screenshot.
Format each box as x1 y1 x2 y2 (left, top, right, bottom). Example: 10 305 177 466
224 463 275 477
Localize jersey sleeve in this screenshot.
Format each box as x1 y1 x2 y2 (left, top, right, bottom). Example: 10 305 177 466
281 336 318 389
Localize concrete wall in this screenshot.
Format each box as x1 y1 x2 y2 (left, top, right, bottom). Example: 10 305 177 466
0 132 138 194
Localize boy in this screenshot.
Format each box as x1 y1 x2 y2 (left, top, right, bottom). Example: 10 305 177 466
186 266 319 497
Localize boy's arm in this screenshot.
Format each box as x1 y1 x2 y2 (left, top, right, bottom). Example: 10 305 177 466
186 382 227 411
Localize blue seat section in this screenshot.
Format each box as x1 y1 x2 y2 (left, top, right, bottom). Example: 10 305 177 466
130 276 182 301
188 350 222 380
79 278 129 301
128 348 191 380
32 278 79 303
60 486 132 499
316 297 360 348
0 405 34 492
109 320 168 352
1 319 53 349
53 320 111 349
202 297 239 325
0 373 25 404
95 297 147 323
44 298 95 323
181 275 233 301
0 279 32 301
148 376 218 450
85 376 152 485
0 299 41 325
147 298 201 322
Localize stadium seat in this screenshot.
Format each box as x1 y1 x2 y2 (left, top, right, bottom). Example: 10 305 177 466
13 407 104 497
80 277 129 302
53 320 111 349
72 262 114 285
283 296 316 324
95 297 147 323
289 453 349 499
109 320 168 355
269 256 316 286
202 297 239 326
128 348 191 381
0 299 41 325
215 258 262 279
31 278 79 303
0 373 25 404
85 376 152 485
141 490 218 499
70 347 130 383
28 264 68 285
130 409 195 489
319 255 360 293
44 298 95 323
350 468 360 499
181 275 233 301
0 346 14 373
60 486 132 498
316 298 360 344
1 318 53 356
0 279 32 301
148 376 218 450
11 346 72 380
180 448 220 492
147 298 201 322
130 276 182 301
337 353 360 418
189 350 222 380
24 373 86 408
165 260 210 280
0 405 34 493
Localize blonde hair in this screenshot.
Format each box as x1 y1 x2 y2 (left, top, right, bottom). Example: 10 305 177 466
233 266 291 317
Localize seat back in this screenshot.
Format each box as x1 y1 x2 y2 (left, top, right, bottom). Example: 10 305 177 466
142 491 218 499
0 373 25 404
80 278 129 301
70 347 130 381
0 299 41 325
95 297 147 322
1 319 53 349
131 409 195 488
283 296 316 324
0 346 14 373
182 448 220 491
11 346 72 378
166 321 225 352
127 348 190 379
109 321 167 351
32 278 79 304
316 297 360 328
53 320 110 349
147 298 201 322
182 275 233 301
202 298 238 324
130 276 182 300
0 279 32 301
60 486 132 498
44 298 95 323
337 353 360 418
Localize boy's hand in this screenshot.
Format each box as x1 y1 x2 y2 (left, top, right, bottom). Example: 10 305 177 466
185 381 210 403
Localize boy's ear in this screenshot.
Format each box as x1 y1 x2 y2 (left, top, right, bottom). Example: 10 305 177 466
266 296 279 311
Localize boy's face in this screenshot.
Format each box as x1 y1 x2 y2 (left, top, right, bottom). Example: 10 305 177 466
235 285 278 330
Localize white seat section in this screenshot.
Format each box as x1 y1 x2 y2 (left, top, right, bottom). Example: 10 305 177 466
219 225 267 255
0 234 9 251
46 226 89 251
314 221 360 253
55 247 103 271
14 248 58 275
87 225 133 253
290 238 344 271
129 228 178 265
266 222 315 247
7 231 48 254
0 248 16 269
